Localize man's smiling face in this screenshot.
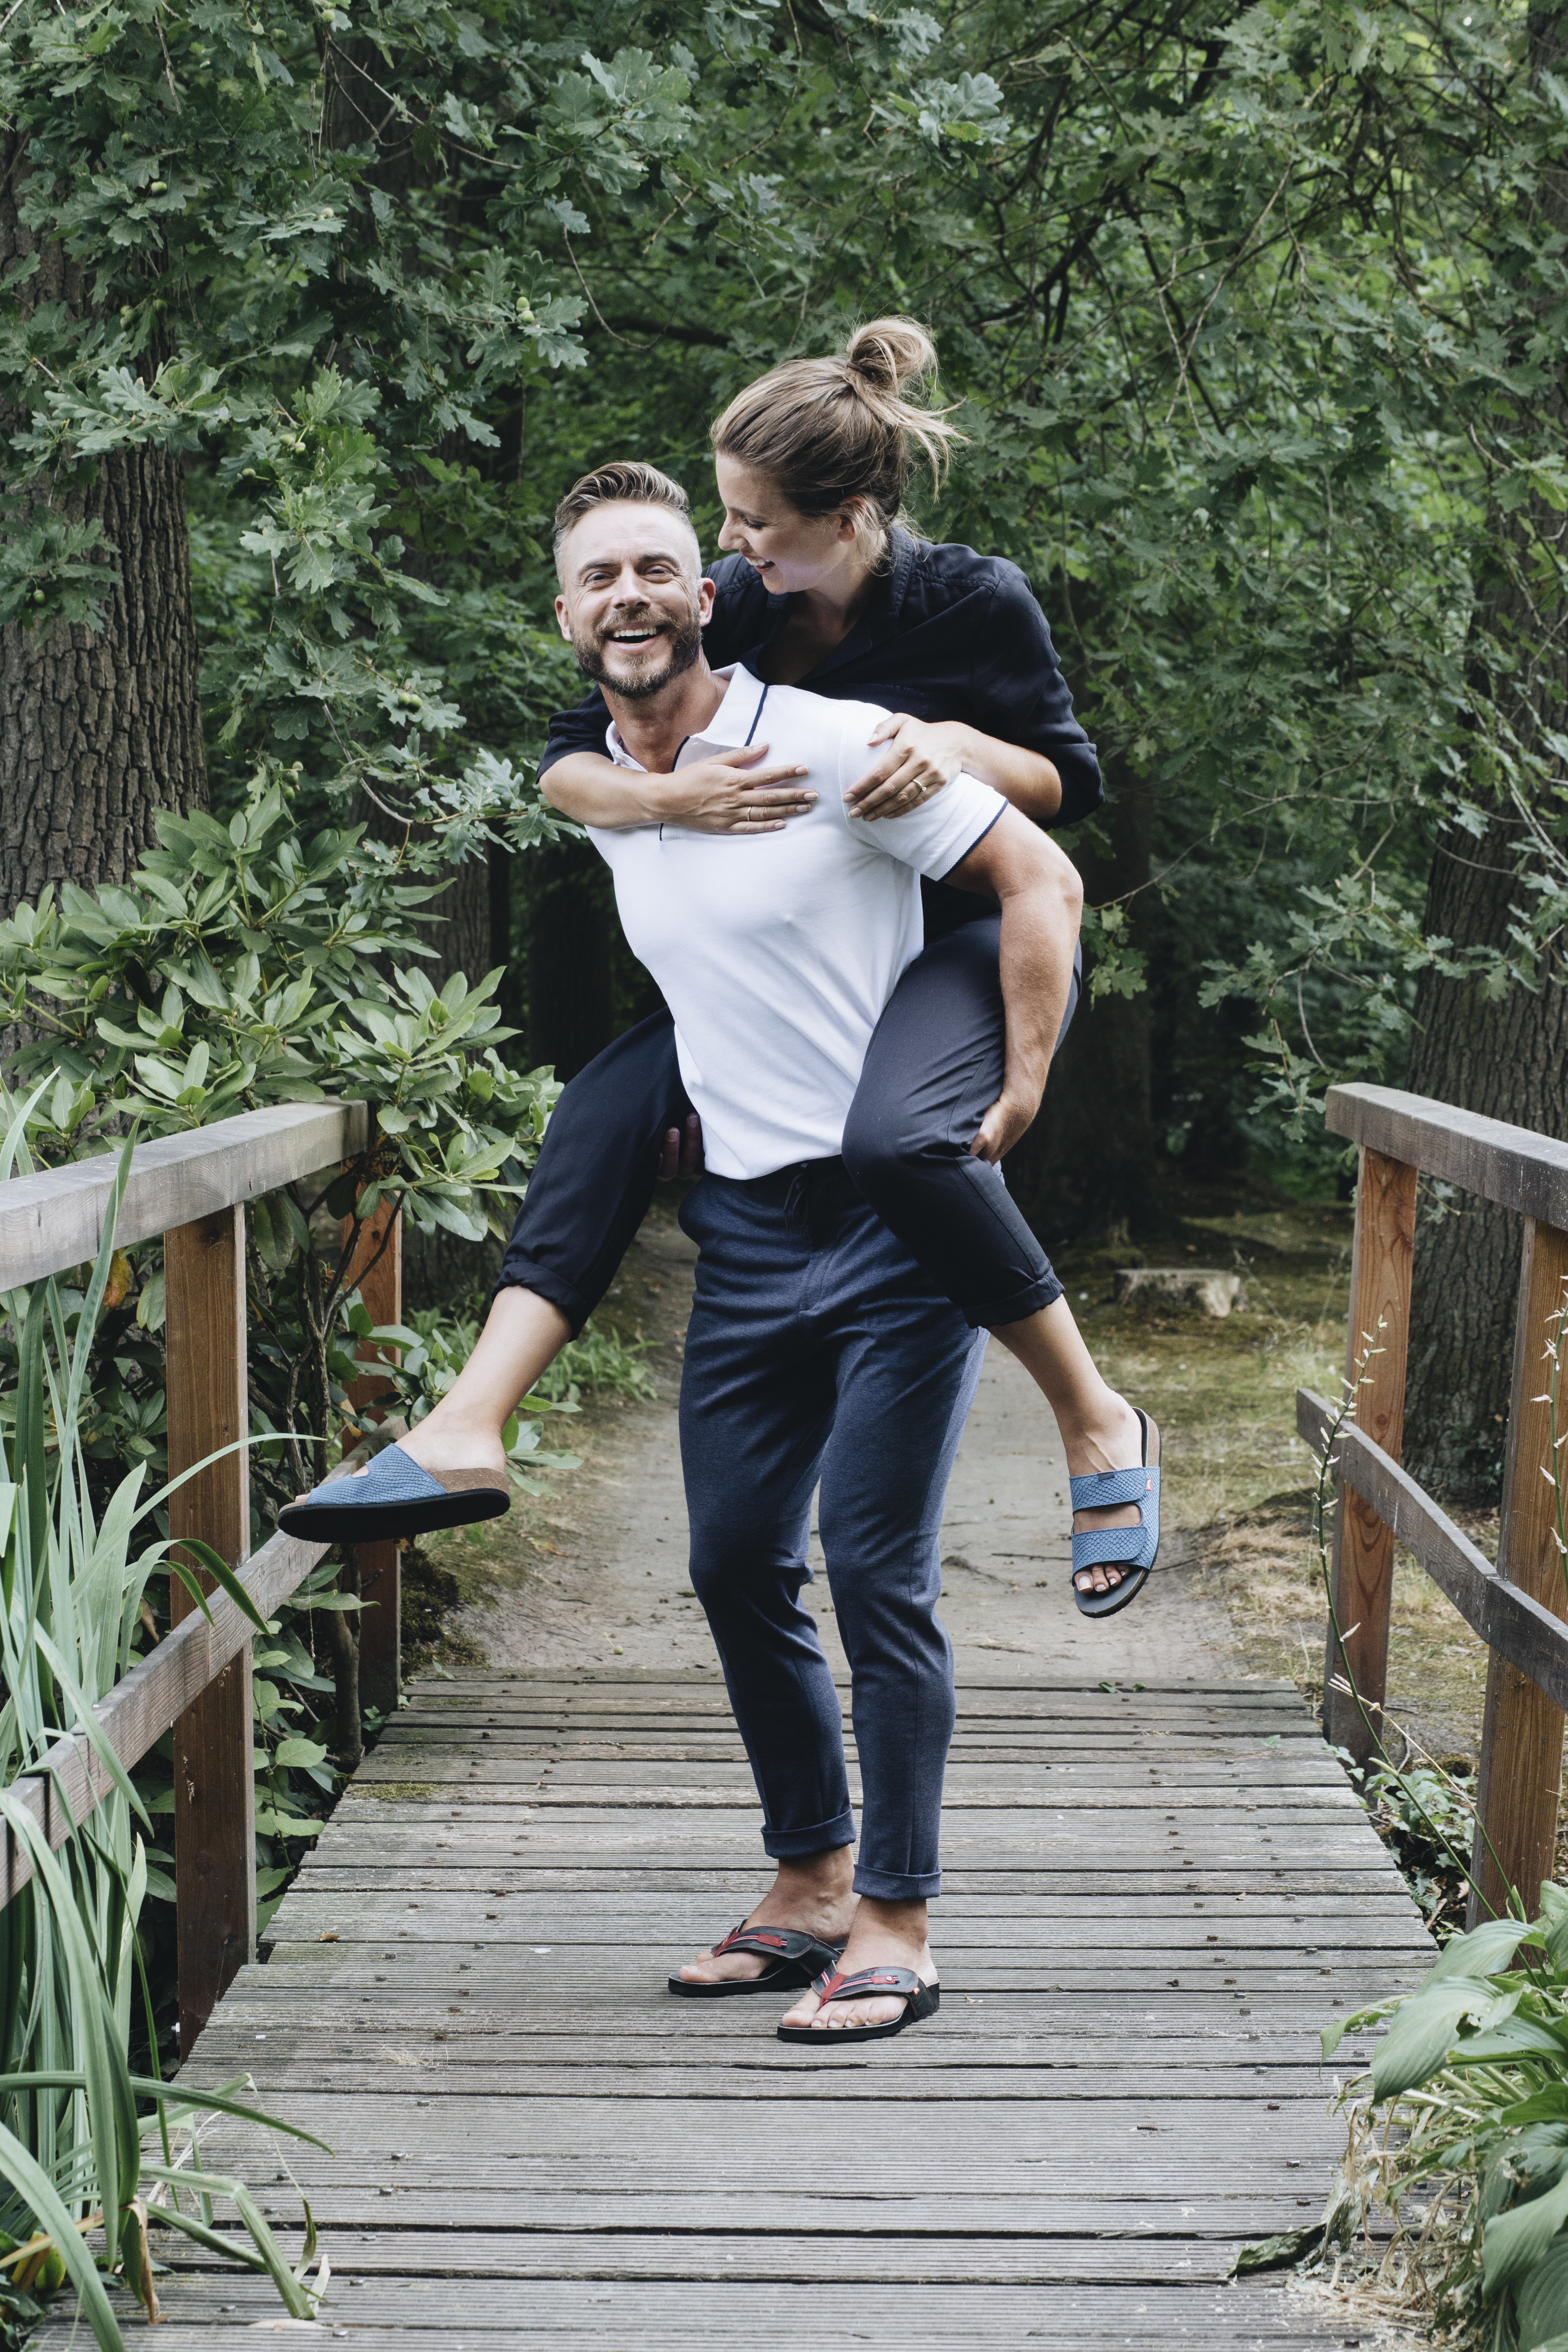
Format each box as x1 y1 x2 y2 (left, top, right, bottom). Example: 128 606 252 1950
555 502 715 702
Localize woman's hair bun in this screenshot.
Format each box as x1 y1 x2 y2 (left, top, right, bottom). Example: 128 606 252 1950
711 310 961 568
844 317 938 398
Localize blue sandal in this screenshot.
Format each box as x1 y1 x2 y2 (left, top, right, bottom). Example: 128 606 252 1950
279 1441 509 1545
1071 1409 1160 1619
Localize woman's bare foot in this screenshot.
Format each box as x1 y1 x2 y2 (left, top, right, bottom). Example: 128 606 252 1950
987 1302 1146 1599
676 1849 855 1988
777 1895 935 2032
395 1406 508 1481
1063 1393 1145 1598
323 1287 571 1491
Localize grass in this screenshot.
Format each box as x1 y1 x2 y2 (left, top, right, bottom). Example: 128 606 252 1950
1056 1175 1498 1765
1054 1181 1352 1529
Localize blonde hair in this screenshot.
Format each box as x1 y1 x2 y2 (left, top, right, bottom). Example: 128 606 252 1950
553 460 700 583
711 318 963 568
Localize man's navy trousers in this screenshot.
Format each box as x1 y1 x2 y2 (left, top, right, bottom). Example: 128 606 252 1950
678 1159 986 1902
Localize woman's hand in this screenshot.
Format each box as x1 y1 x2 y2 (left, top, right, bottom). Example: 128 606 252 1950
843 714 966 821
652 743 816 834
969 1087 1042 1165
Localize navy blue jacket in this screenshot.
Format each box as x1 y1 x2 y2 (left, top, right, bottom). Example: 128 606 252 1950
541 528 1101 932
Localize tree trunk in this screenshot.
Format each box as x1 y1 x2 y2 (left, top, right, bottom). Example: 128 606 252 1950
399 848 512 1311
1008 759 1160 1244
1401 3 1568 1500
1403 831 1568 1497
0 142 206 921
526 836 617 1082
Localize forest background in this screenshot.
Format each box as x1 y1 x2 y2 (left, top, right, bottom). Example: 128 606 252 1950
4 0 1568 1511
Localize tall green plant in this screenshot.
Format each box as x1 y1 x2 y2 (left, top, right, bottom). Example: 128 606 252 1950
0 1114 333 2344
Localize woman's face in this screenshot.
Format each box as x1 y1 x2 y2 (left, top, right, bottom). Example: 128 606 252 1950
714 456 860 593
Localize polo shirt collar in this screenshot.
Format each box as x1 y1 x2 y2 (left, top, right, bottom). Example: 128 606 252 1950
605 664 767 769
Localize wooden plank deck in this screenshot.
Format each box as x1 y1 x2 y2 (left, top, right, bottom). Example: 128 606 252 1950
68 1666 1432 2348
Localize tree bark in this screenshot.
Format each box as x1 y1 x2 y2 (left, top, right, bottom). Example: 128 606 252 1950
1401 2 1568 1500
398 848 512 1311
0 142 206 921
1403 833 1568 1496
526 836 617 1082
1008 759 1160 1243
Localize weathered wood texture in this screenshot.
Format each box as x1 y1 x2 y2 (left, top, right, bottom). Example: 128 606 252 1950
1298 1387 1568 1712
165 1206 255 2051
1323 1145 1416 1761
0 1099 369 1289
341 1196 402 1716
1470 1217 1568 1924
54 1670 1431 2349
1326 1081 1568 1227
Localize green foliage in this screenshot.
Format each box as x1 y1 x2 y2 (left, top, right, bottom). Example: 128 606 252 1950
530 1317 658 1408
11 0 1568 1163
1312 1900 1568 2348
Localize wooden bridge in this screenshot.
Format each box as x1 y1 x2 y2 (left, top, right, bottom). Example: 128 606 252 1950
5 1078 1568 2346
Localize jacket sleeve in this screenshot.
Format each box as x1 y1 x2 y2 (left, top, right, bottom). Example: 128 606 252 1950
972 565 1102 828
538 687 610 777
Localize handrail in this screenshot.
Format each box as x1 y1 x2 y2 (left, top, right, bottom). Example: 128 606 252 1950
0 1096 398 2046
0 1439 377 1910
1297 1390 1568 1717
0 1100 369 1289
1307 1081 1568 1929
1327 1082 1568 1227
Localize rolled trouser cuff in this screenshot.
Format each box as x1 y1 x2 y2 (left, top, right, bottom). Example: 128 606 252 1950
762 1808 857 1861
964 1268 1065 1332
853 1863 942 1900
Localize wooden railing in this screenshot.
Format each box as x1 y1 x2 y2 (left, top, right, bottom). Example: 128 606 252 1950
1303 1082 1568 1926
0 1101 402 2051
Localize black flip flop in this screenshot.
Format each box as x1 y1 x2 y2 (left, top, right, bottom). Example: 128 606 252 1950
775 1963 940 2045
667 1923 848 1998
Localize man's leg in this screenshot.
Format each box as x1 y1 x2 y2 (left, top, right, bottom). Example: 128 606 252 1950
672 1173 859 1986
778 1214 987 2030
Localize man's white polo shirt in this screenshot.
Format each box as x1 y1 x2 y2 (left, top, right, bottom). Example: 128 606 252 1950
586 663 1004 1181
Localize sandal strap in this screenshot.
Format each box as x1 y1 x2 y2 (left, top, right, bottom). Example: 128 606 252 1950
1069 1464 1154 1510
711 1925 844 1966
812 1965 923 2006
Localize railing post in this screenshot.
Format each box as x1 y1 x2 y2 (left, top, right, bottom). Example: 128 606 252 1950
1468 1217 1568 1926
340 1196 402 1717
1323 1145 1418 1765
164 1204 254 2055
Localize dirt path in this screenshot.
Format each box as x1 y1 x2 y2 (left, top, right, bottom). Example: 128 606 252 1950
456 1198 1235 1684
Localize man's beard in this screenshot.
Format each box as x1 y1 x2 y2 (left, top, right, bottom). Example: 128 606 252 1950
571 609 704 701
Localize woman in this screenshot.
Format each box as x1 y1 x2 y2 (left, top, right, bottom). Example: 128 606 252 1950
283 319 1159 1626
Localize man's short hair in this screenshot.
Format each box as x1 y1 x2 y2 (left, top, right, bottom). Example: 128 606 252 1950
553 462 701 583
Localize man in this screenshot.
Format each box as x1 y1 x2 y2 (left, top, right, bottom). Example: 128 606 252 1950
547 462 1082 2040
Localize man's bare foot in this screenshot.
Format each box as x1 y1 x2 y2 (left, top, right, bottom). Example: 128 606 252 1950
777 1895 934 2032
676 1850 855 1988
1063 1393 1144 1598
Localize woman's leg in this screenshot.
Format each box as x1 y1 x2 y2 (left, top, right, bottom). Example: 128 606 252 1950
398 1011 691 1478
840 920 1145 1595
